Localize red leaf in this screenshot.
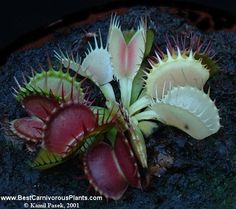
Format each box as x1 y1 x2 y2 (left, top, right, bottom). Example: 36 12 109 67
44 103 96 154
84 142 128 200
115 133 142 189
22 95 59 121
10 117 44 142
83 133 141 200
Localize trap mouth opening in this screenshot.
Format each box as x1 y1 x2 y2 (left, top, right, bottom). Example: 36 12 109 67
0 0 235 65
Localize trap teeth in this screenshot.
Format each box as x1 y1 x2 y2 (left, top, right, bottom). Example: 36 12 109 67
151 86 220 139
15 68 83 102
145 49 210 99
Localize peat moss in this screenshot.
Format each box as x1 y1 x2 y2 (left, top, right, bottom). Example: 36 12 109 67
0 6 236 209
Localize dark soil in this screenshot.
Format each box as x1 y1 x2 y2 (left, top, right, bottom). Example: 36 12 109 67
0 6 236 209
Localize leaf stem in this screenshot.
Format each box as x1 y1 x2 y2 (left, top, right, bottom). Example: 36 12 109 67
129 96 151 116
133 110 157 121
119 77 133 109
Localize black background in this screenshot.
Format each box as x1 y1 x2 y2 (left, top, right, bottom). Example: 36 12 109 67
0 0 235 53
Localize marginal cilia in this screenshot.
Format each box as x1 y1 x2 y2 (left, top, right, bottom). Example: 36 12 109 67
9 14 221 200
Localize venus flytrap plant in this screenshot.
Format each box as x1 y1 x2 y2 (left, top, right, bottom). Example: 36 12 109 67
144 37 221 139
54 32 116 104
106 16 160 167
54 16 152 167
145 49 210 98
54 15 221 167
80 32 116 103
107 16 147 109
10 66 142 199
9 14 222 200
11 67 117 165
107 16 151 167
151 86 220 139
14 65 84 102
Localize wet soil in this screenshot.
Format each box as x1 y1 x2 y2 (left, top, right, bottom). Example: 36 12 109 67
0 6 236 209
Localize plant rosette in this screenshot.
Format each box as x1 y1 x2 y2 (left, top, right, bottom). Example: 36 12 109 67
10 14 221 200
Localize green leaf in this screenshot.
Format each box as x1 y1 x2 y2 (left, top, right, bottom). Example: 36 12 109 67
123 30 136 44
106 127 118 147
31 114 115 170
194 53 219 77
70 122 115 156
16 68 83 102
119 77 133 109
138 121 158 137
129 123 147 168
31 149 64 170
130 66 145 105
123 29 154 57
144 30 154 57
90 106 113 125
70 136 98 156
